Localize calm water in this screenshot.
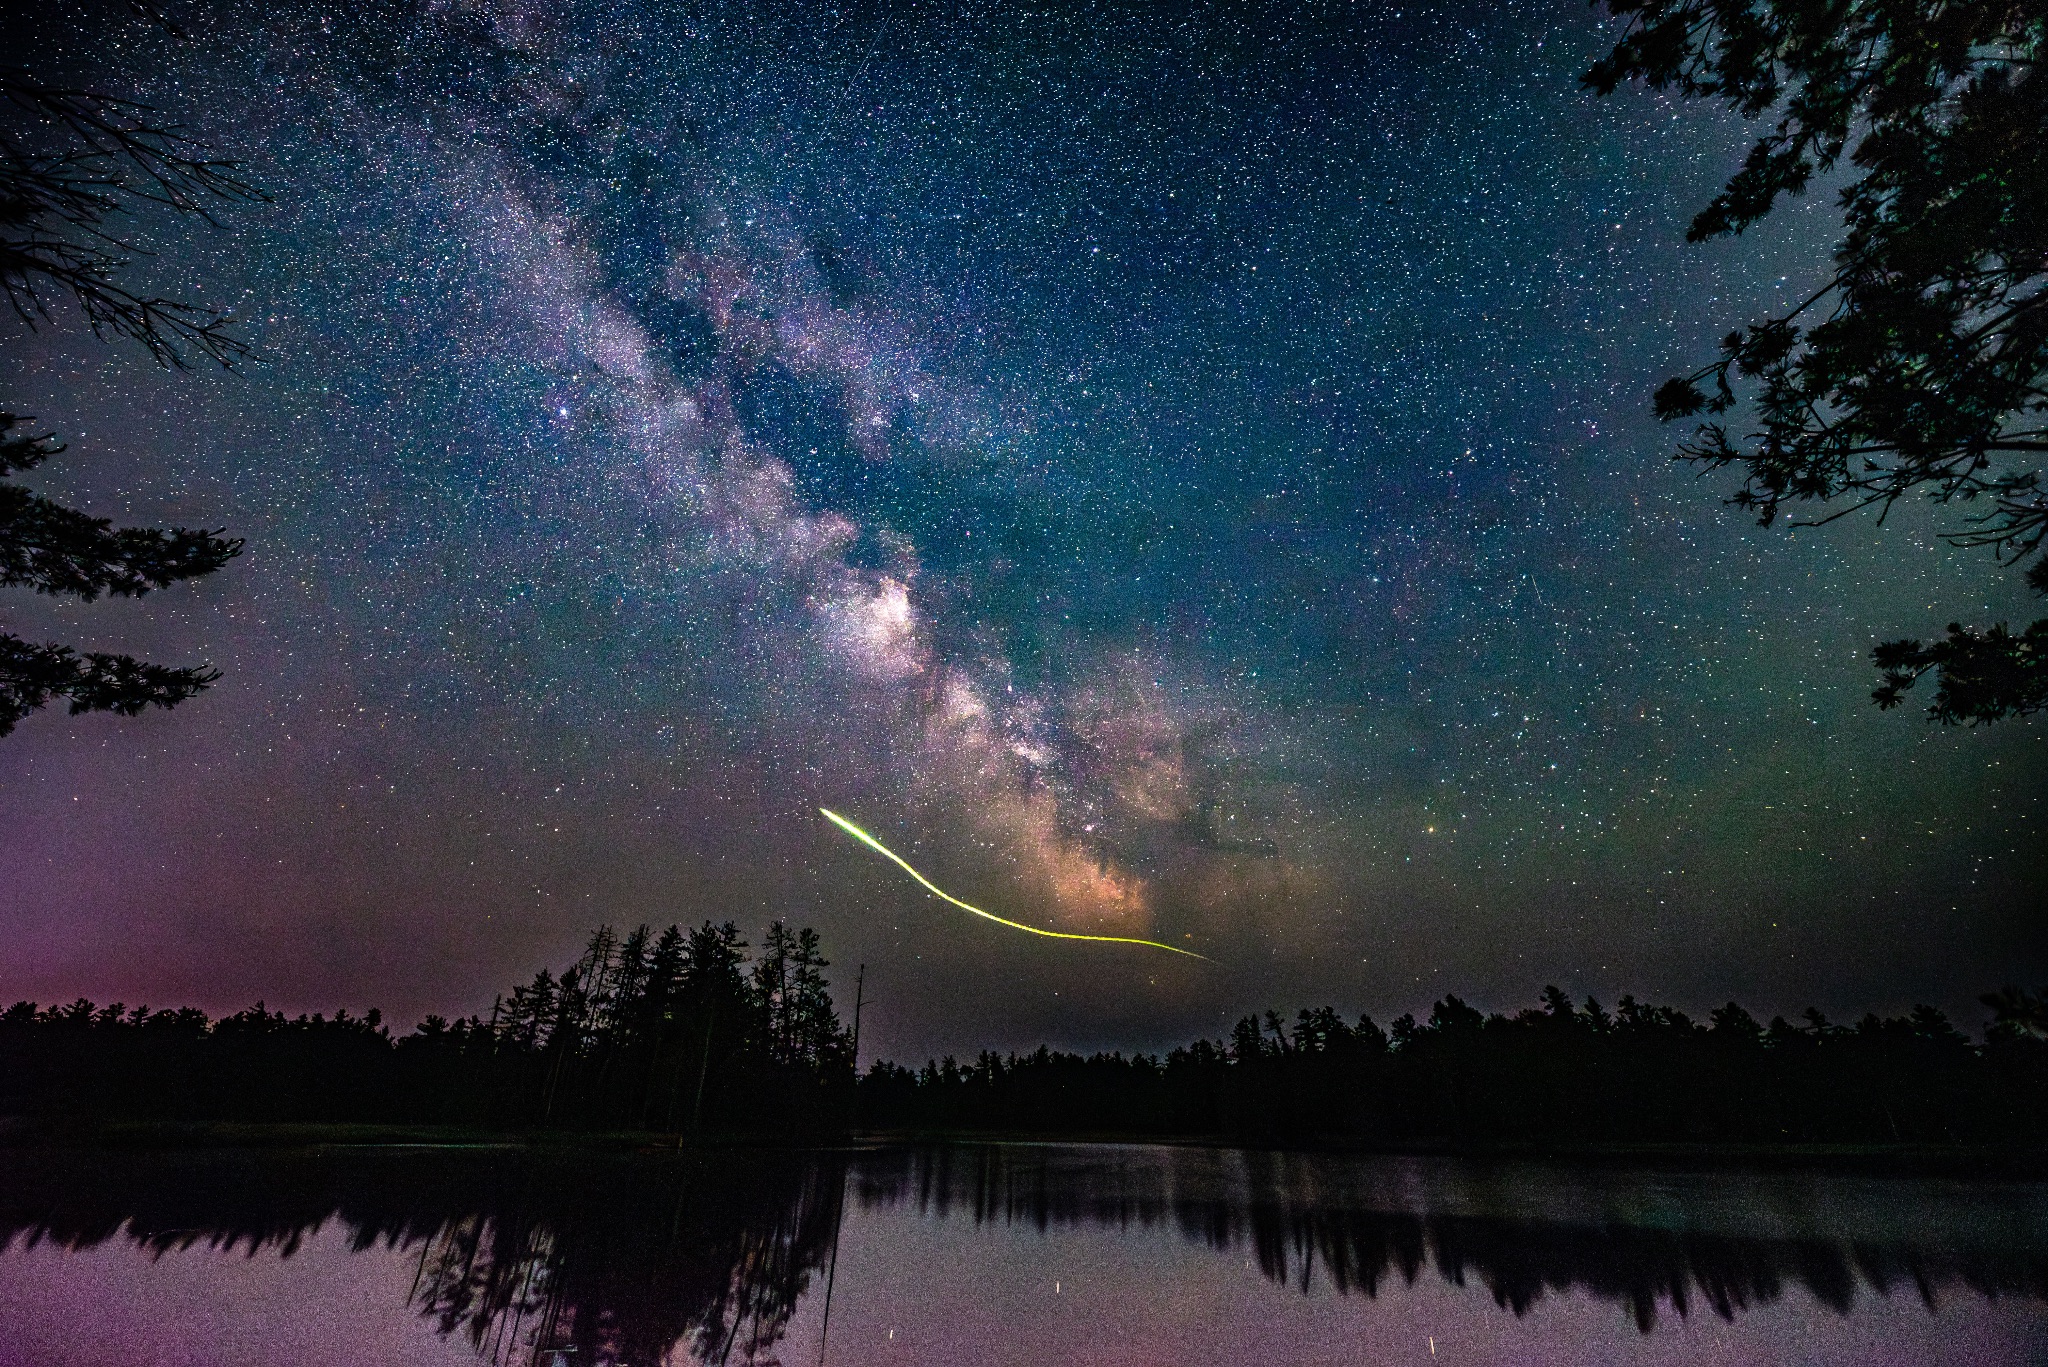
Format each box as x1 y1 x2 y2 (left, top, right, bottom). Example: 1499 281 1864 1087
0 1143 2043 1366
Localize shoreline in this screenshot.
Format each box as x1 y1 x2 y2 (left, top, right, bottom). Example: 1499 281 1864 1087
6 1117 2047 1178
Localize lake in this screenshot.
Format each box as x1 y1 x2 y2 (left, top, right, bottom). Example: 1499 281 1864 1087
0 1142 2041 1365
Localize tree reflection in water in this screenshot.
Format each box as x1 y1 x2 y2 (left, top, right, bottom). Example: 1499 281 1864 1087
0 1147 844 1366
0 1142 2043 1361
404 1154 842 1365
851 1144 2048 1333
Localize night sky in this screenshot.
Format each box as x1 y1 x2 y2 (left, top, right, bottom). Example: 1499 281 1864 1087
2 0 2041 1061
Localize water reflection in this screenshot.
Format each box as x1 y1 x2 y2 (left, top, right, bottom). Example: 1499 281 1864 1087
855 1145 2048 1331
0 1143 2043 1365
0 1147 841 1366
405 1154 841 1365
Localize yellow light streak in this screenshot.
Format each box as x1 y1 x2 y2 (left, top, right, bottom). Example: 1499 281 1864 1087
819 807 1211 961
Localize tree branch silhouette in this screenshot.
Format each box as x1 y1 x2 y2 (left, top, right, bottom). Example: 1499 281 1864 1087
0 32 257 737
1589 0 2048 721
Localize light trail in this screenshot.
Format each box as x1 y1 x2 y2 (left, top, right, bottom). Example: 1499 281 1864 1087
819 808 1212 961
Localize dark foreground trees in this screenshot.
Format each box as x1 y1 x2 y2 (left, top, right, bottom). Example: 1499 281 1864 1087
5 939 2043 1147
0 920 853 1135
861 989 2048 1146
0 27 255 736
1586 0 2048 722
0 414 240 734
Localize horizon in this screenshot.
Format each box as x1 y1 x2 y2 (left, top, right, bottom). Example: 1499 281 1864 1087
1 922 2026 1067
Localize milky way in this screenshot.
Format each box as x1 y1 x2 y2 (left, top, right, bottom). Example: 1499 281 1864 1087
0 0 2041 1057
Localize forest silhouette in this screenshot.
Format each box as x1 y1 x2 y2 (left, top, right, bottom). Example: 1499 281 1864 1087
0 921 853 1136
3 924 2045 1146
858 990 2048 1146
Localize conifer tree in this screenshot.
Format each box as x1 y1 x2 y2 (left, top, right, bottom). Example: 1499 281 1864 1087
1 23 257 736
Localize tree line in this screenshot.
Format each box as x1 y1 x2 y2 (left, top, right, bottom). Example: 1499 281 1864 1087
858 988 2048 1146
6 929 2045 1146
0 920 853 1135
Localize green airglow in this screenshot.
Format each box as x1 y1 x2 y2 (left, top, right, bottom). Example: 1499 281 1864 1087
819 807 1211 961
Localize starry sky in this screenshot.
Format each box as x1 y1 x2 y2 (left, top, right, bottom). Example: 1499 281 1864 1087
2 0 2041 1060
